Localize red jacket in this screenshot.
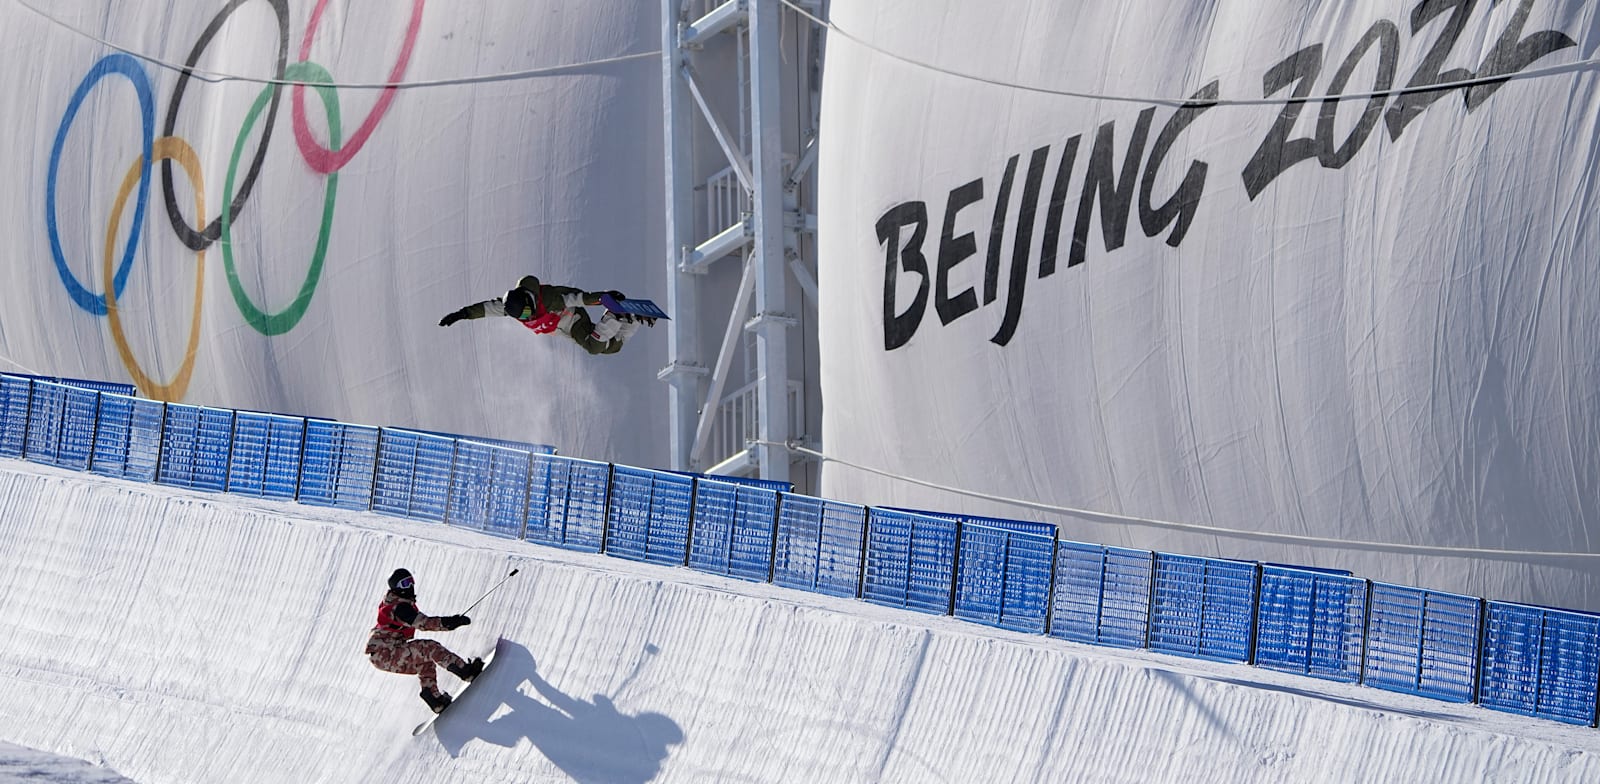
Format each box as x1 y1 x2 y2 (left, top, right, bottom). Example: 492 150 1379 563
365 590 444 652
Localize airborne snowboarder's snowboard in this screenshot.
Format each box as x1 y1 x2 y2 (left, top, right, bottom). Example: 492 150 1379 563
599 293 670 323
411 637 507 736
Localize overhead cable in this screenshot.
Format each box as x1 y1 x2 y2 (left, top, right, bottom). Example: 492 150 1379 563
755 439 1600 560
12 0 658 90
775 0 1600 108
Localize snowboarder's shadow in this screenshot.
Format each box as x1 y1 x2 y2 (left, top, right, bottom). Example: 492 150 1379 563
432 640 684 783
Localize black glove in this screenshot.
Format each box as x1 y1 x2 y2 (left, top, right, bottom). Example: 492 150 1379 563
440 615 470 630
439 310 466 327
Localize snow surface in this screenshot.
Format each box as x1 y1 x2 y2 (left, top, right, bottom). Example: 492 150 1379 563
0 741 132 783
2 459 1598 784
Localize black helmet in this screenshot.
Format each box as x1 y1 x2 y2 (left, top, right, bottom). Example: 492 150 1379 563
504 287 534 320
388 568 416 599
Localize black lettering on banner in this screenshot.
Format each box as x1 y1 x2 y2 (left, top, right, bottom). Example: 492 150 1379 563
877 201 930 351
1242 44 1323 200
870 0 1580 353
1038 134 1082 278
1140 80 1219 247
936 179 984 325
1466 0 1576 110
984 154 1020 305
1384 0 1476 141
993 145 1051 346
1071 108 1155 268
1317 20 1399 169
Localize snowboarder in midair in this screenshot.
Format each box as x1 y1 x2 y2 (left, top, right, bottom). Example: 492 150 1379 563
365 568 484 713
437 275 652 355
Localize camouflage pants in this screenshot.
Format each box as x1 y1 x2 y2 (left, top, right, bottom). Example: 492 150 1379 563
368 637 464 693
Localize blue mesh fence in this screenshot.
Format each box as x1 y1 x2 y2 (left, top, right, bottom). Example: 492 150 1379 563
1255 566 1367 682
677 472 793 493
1050 542 1154 649
1479 603 1600 726
226 413 304 500
372 429 454 522
863 508 959 614
22 382 99 471
606 466 695 565
457 436 557 455
89 393 133 479
448 440 532 539
8 373 134 397
8 371 1600 729
1149 554 1258 663
1363 584 1481 703
525 454 609 552
89 394 162 482
773 493 867 598
57 385 99 470
953 519 1055 634
0 375 30 459
687 478 780 582
158 405 234 491
156 405 235 492
22 381 67 466
298 421 380 510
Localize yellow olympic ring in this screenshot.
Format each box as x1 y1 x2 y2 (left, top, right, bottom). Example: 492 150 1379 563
104 136 205 401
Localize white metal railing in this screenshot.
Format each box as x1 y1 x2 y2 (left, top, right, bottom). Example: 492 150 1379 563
706 377 803 468
705 164 750 240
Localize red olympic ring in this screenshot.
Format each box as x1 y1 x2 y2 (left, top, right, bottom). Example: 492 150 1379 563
290 0 425 174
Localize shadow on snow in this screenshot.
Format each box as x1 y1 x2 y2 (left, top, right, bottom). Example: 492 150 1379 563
430 639 684 783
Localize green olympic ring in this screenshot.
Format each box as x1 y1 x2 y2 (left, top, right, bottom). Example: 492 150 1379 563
221 60 341 336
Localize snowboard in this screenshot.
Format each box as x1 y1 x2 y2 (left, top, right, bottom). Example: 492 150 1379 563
411 637 506 736
599 293 670 322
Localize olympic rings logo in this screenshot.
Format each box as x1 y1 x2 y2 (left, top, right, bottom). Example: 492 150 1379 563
44 0 424 400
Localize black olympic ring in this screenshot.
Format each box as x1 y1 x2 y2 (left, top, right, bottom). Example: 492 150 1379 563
160 0 289 252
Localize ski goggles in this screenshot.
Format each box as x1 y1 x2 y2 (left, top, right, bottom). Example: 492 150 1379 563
396 575 414 590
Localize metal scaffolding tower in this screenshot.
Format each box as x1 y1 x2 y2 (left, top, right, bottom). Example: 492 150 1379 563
660 0 822 489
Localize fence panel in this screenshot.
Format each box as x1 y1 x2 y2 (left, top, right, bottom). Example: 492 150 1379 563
447 441 531 539
60 386 99 470
687 478 780 581
156 405 233 492
1148 554 1258 663
226 413 304 499
1255 566 1367 682
1362 584 1481 703
774 494 867 598
1050 542 1154 648
298 421 380 510
525 454 609 552
862 508 958 614
1479 603 1600 725
90 395 162 482
953 519 1055 634
48 385 99 471
0 375 30 458
606 466 694 565
372 430 453 522
22 381 67 466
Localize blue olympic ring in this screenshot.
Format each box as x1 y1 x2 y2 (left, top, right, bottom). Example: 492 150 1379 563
46 53 155 316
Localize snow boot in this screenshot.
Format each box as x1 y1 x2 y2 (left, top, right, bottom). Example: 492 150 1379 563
420 687 453 714
592 311 625 342
449 657 485 682
612 317 641 345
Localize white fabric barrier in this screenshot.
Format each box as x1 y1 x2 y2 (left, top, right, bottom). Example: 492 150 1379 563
817 0 1600 609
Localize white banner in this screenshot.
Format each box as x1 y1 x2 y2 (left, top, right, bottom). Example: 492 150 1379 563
0 0 666 465
818 0 1600 607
